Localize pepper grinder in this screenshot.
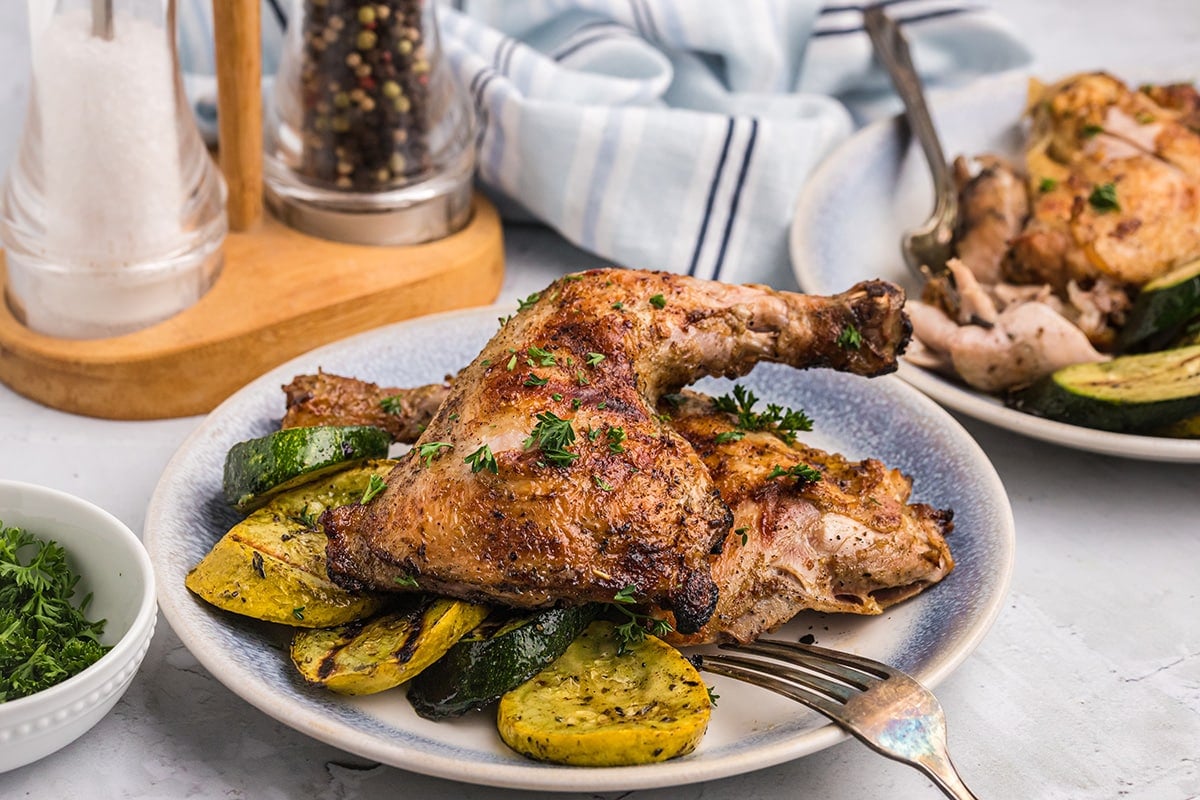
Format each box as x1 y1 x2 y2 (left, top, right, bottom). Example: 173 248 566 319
0 0 227 339
264 0 475 245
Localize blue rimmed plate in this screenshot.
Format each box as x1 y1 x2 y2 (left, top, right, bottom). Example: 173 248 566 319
144 304 1014 792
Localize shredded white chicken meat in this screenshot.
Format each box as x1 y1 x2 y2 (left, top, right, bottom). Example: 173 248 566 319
908 259 1107 393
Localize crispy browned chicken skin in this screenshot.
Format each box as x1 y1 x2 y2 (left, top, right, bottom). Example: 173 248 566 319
319 269 911 634
285 374 952 644
1010 72 1200 290
660 392 953 644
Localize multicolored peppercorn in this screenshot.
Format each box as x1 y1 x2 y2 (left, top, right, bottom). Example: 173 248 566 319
299 0 433 191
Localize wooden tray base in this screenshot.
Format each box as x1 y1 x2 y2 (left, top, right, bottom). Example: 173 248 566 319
0 194 504 420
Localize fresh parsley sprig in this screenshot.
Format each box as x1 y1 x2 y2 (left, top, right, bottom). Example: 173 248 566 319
464 444 498 474
837 323 863 350
523 412 578 467
416 441 453 468
1089 182 1120 212
380 395 404 415
609 585 674 654
527 346 556 366
517 292 541 312
0 522 109 702
767 463 822 484
361 473 387 502
710 384 813 444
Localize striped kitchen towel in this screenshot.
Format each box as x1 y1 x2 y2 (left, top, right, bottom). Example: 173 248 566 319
180 0 1031 289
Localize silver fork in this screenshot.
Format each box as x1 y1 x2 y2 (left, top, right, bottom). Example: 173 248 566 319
700 639 980 800
864 5 959 281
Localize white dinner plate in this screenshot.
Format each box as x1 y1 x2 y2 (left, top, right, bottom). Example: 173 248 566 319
791 70 1200 463
144 304 1015 792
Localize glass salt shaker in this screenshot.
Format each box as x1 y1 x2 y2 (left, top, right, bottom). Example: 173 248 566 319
264 0 475 245
0 0 227 340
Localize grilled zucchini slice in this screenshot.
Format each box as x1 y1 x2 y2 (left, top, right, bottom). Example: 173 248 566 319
496 620 711 766
1154 413 1200 438
1009 345 1200 432
1117 258 1200 352
186 461 394 627
223 425 390 512
290 597 490 695
408 605 598 720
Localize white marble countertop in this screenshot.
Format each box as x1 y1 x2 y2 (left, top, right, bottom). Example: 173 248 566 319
2 3 1199 799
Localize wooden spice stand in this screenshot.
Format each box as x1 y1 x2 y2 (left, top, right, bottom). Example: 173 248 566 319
0 0 503 420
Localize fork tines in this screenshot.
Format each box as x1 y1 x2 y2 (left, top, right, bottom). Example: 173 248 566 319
699 639 892 717
700 639 978 799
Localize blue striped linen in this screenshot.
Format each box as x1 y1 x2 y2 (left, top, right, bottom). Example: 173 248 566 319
180 0 1030 289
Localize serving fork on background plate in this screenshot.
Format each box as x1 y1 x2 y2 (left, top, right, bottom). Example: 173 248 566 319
701 639 980 800
863 4 959 282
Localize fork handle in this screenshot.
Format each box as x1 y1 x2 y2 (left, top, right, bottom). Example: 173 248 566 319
863 7 957 210
915 752 981 800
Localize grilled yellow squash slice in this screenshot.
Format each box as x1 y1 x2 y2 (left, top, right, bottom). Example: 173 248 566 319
185 461 394 627
290 598 490 695
496 620 712 766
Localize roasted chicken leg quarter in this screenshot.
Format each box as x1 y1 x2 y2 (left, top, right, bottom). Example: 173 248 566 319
284 372 953 644
322 269 910 634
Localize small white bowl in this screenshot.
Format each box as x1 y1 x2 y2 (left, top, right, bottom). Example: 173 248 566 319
0 480 157 773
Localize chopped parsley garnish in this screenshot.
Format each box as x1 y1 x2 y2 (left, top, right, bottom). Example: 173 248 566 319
734 527 749 545
1088 182 1120 212
506 353 518 371
294 503 319 529
767 463 822 483
576 370 590 386
464 444 498 474
527 346 556 366
361 473 387 502
0 522 109 701
649 294 666 309
1081 123 1104 138
393 574 419 589
292 607 305 621
552 393 563 401
606 427 626 453
837 323 863 350
661 393 685 408
611 302 624 311
1038 177 1058 193
517 291 541 312
593 475 614 491
585 352 606 367
523 373 548 387
523 412 578 467
706 686 720 706
587 427 603 442
711 384 813 444
380 395 404 415
416 441 453 467
608 585 674 654
497 314 513 328
572 398 582 409
714 430 745 444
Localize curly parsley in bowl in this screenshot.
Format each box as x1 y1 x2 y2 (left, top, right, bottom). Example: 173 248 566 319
0 522 111 702
0 480 157 772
